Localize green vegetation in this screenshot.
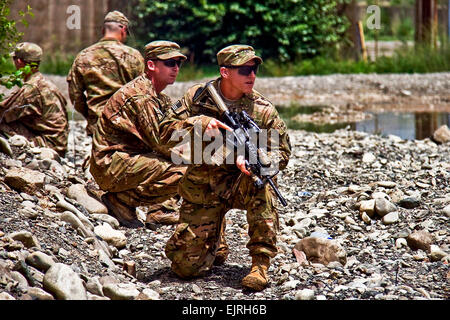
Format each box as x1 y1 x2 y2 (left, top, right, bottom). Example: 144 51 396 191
133 0 350 64
260 43 450 77
40 52 74 76
0 0 33 99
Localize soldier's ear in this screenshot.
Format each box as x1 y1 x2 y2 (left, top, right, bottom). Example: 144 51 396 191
219 66 229 79
146 60 156 71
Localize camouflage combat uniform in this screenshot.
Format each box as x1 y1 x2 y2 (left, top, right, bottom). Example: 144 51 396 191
90 41 213 227
0 43 69 156
67 11 144 135
165 78 291 278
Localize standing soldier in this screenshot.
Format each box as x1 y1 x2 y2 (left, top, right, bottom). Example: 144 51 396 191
164 45 292 291
67 10 144 136
90 41 228 229
0 42 69 157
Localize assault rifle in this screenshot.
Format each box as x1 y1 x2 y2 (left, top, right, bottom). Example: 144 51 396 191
193 81 287 207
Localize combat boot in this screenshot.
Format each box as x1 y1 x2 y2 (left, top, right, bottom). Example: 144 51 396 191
101 192 144 229
241 254 270 291
145 209 179 229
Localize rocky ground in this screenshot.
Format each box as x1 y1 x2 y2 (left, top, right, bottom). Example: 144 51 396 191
0 122 449 301
0 73 449 301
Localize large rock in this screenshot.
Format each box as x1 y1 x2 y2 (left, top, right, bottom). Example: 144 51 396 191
43 263 87 300
432 125 450 144
406 230 433 252
360 199 376 217
443 205 450 217
102 283 140 300
25 251 56 272
94 223 127 249
375 198 397 217
8 230 40 249
0 136 13 157
67 184 108 215
293 237 347 266
4 167 45 194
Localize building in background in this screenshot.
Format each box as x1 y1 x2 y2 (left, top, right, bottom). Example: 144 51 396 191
9 0 132 55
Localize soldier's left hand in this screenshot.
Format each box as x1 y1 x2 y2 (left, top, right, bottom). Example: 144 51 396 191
236 155 251 176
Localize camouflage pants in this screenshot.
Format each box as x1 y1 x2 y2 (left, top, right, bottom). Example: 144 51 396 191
165 174 279 279
91 151 187 210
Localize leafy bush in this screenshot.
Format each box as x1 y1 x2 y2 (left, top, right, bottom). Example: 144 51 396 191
133 0 350 64
0 0 33 99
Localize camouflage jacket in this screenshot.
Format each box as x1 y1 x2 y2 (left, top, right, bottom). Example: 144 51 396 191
166 78 292 199
90 74 212 182
67 37 144 134
0 72 69 156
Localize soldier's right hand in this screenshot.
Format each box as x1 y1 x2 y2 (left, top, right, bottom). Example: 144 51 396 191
205 118 232 137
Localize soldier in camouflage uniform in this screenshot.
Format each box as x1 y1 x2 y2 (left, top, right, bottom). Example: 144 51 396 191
90 41 228 229
164 45 292 291
67 11 144 136
0 42 69 157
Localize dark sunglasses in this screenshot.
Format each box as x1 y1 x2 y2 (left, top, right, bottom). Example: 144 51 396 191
223 64 259 76
158 59 183 68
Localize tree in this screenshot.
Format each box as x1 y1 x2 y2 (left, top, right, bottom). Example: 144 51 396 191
0 0 33 100
133 0 350 64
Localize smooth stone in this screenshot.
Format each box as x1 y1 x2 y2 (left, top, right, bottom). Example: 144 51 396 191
294 289 315 300
91 214 120 229
432 125 450 143
294 237 347 266
38 147 60 162
375 198 397 217
67 184 108 215
136 288 160 300
0 136 13 157
360 199 375 217
26 287 55 300
25 251 55 272
361 212 372 224
94 223 127 249
382 211 399 224
8 231 41 249
43 263 87 300
377 181 396 188
430 245 447 262
372 192 390 200
60 211 94 238
406 230 433 252
102 283 140 300
0 292 16 300
85 277 104 296
443 205 450 217
8 135 29 147
362 152 376 163
395 238 408 249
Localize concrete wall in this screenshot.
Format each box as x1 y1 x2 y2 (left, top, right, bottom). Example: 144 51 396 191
9 0 131 54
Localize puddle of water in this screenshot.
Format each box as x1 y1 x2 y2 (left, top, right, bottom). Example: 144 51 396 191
277 105 450 140
355 112 450 140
